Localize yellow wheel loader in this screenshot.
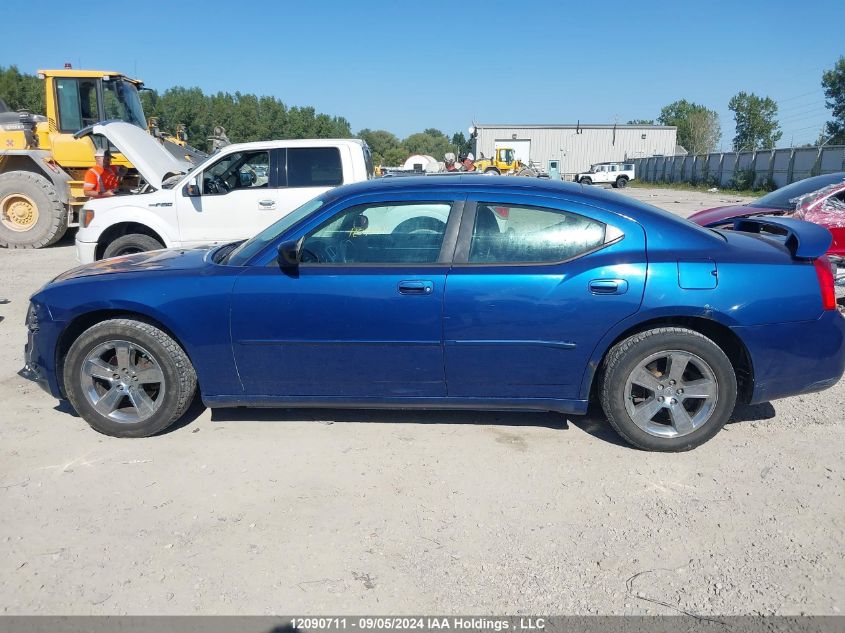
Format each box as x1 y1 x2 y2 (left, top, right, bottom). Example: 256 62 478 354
0 68 204 248
473 147 537 177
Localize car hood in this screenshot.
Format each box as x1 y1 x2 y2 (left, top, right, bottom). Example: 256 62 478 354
75 121 192 189
687 203 783 226
53 247 213 282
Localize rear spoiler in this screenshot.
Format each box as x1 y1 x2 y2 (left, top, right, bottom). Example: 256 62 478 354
732 216 832 259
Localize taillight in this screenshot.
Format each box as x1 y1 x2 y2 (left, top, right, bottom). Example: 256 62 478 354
813 256 837 311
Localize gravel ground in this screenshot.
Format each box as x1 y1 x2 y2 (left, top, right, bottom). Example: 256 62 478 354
0 186 843 616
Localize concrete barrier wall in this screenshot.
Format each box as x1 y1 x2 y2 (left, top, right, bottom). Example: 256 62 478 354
633 146 845 188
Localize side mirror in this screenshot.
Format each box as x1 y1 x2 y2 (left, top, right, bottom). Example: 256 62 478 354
277 238 302 270
185 176 201 197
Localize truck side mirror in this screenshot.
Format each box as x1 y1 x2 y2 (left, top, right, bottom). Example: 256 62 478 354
185 176 200 197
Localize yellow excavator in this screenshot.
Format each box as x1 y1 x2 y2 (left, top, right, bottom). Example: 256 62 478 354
0 67 205 248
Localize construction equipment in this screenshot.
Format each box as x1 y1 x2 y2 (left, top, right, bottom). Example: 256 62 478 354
473 147 537 177
0 67 204 248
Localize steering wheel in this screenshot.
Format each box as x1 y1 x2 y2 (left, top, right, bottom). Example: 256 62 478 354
205 175 230 195
299 242 342 264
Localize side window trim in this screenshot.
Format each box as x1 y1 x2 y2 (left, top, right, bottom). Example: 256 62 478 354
453 199 621 267
275 148 288 188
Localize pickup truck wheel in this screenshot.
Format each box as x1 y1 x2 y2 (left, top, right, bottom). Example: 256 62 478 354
599 327 737 451
615 176 629 189
102 233 164 259
579 177 592 185
63 319 197 438
0 171 68 249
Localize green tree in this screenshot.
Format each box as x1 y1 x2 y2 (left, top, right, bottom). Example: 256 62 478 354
403 128 454 160
0 65 44 113
626 119 654 125
358 129 402 165
822 56 845 145
728 91 782 151
451 131 471 155
657 100 721 154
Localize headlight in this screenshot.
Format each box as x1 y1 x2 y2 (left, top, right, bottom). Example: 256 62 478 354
26 303 39 332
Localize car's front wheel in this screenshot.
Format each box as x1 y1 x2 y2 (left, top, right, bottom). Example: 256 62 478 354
63 319 197 437
579 177 592 185
599 327 737 451
102 233 164 260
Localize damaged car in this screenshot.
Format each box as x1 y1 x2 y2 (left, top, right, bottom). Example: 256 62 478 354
688 173 845 266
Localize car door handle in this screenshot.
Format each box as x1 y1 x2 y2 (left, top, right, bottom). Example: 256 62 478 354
398 280 434 295
589 279 628 295
258 199 275 207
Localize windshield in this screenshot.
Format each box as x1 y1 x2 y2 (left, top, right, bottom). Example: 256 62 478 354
226 197 325 265
750 173 845 210
102 79 146 129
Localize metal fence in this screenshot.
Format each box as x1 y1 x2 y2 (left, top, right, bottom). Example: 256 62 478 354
632 145 845 188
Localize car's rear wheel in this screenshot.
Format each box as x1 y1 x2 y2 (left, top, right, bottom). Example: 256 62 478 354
615 176 629 189
63 319 197 437
579 177 592 185
599 327 737 451
102 233 164 259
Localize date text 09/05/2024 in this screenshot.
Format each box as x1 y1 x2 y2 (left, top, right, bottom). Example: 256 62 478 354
288 617 546 631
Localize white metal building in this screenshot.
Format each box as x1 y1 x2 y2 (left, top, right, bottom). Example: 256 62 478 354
472 123 678 179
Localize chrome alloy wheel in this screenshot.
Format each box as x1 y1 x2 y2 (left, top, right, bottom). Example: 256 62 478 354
80 340 165 423
623 350 719 438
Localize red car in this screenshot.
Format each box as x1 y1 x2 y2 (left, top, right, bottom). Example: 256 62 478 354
688 173 845 260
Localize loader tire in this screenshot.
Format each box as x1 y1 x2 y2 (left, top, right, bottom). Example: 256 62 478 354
0 171 68 249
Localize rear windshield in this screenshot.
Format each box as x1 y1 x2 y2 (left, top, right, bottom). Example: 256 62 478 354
749 173 845 210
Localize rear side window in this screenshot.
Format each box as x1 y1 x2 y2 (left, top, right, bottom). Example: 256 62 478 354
287 147 343 188
469 203 607 264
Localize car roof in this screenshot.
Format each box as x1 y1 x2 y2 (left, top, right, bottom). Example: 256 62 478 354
326 175 721 245
215 138 366 153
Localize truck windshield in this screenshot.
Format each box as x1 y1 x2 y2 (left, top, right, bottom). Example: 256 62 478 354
102 79 146 129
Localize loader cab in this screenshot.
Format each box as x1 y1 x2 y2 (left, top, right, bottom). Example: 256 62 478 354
40 69 146 168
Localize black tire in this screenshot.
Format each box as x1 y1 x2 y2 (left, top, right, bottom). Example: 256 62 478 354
102 233 165 259
63 318 197 438
484 167 500 175
615 176 629 189
579 177 592 185
0 170 68 248
599 327 737 451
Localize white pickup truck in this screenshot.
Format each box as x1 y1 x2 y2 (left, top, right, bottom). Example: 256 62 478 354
75 122 373 263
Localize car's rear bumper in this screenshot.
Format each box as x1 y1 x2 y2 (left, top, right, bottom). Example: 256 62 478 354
735 310 845 404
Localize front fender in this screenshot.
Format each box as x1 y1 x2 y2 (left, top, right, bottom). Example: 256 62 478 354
84 205 179 247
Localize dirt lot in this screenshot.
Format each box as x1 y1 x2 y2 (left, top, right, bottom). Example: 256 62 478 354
0 186 843 616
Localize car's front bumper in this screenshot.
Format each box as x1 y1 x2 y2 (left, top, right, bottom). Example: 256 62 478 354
75 238 98 265
21 302 64 399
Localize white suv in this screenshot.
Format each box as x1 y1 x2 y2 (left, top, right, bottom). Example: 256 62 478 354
575 162 635 188
75 122 373 263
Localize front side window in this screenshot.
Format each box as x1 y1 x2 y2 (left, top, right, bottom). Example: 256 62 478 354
468 203 607 264
287 147 343 188
301 202 452 264
202 150 270 195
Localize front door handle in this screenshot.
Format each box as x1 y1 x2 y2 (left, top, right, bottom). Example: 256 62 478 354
258 199 276 208
398 280 434 295
589 279 629 295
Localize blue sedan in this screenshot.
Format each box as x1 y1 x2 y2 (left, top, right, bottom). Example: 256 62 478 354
21 176 845 450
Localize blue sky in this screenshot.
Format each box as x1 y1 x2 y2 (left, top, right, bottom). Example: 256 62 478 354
2 0 843 146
